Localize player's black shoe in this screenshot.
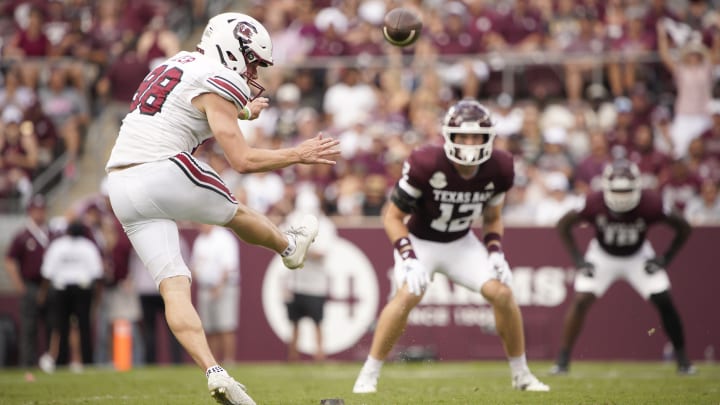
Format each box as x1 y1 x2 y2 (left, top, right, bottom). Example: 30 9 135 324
549 364 569 375
677 364 698 375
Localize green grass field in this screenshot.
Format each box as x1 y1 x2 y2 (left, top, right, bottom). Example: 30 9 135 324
1 361 718 404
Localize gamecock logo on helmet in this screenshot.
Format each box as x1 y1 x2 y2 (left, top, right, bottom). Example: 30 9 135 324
234 21 257 42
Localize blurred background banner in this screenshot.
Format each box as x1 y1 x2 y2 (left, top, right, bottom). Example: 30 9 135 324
0 225 715 363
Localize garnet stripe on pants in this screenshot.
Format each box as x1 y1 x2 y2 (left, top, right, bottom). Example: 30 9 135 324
169 152 237 204
177 152 225 183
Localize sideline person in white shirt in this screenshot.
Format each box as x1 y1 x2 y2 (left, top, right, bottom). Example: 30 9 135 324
191 224 240 364
38 221 103 373
282 189 336 362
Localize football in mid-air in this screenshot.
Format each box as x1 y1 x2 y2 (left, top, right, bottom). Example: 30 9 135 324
382 7 422 47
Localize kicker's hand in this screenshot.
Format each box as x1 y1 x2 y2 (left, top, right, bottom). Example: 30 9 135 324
402 258 430 296
488 251 513 285
295 134 340 165
244 97 269 120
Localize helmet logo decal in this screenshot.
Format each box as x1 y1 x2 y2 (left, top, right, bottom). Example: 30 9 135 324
234 21 257 43
429 172 448 189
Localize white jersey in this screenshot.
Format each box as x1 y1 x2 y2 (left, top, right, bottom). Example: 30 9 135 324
191 226 240 287
106 51 252 170
41 235 103 290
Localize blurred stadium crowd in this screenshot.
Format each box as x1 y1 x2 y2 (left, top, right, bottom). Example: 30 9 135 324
1 0 720 226
0 0 215 210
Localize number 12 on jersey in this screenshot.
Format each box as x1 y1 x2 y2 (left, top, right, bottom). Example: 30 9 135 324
431 202 484 232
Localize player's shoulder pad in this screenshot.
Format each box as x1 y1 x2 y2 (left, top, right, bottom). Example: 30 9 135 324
491 148 514 166
407 144 444 171
201 62 252 108
409 144 443 163
489 149 515 190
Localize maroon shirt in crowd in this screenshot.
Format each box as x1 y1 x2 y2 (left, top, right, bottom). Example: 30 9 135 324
660 165 703 213
103 49 151 104
701 128 720 161
14 29 50 57
6 223 49 283
494 3 544 46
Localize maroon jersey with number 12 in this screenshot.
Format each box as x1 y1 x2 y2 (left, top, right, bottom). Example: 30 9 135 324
398 145 514 243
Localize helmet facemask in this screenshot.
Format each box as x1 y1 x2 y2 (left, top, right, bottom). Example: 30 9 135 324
442 127 496 166
237 40 271 99
441 100 496 166
602 160 642 212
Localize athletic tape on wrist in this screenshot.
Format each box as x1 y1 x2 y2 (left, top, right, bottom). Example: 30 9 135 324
483 232 502 253
393 237 417 260
241 105 252 120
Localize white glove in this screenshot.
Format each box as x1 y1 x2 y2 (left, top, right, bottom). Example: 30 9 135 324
488 251 513 285
402 258 430 296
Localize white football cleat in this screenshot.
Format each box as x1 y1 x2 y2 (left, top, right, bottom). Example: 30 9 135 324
208 373 256 405
352 369 379 394
282 214 319 270
512 370 550 392
39 352 55 374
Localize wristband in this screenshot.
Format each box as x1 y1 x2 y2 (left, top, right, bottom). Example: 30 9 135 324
241 105 252 120
393 237 416 260
483 232 502 253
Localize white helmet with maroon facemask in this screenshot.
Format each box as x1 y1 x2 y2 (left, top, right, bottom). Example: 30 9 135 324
197 13 273 99
602 159 642 212
441 99 496 166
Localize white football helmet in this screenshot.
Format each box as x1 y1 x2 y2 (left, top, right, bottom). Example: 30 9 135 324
602 159 642 212
197 13 274 98
441 99 496 166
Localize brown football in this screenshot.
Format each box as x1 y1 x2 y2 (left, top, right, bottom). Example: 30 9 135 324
383 8 422 47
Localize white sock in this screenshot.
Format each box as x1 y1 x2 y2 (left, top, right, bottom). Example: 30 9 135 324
509 354 529 376
281 234 297 257
363 355 384 374
206 365 228 378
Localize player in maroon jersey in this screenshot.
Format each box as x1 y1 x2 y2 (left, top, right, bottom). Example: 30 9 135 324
551 159 696 375
353 99 549 393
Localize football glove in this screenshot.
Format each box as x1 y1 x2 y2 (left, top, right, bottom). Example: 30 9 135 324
645 257 666 275
488 251 513 285
575 260 595 278
402 258 430 296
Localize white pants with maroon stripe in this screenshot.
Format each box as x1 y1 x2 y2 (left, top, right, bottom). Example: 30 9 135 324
107 153 238 287
574 239 671 299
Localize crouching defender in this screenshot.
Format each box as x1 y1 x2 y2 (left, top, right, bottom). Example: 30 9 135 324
353 99 549 394
551 159 695 375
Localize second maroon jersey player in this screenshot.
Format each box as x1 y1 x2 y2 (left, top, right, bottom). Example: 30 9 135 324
552 159 695 375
